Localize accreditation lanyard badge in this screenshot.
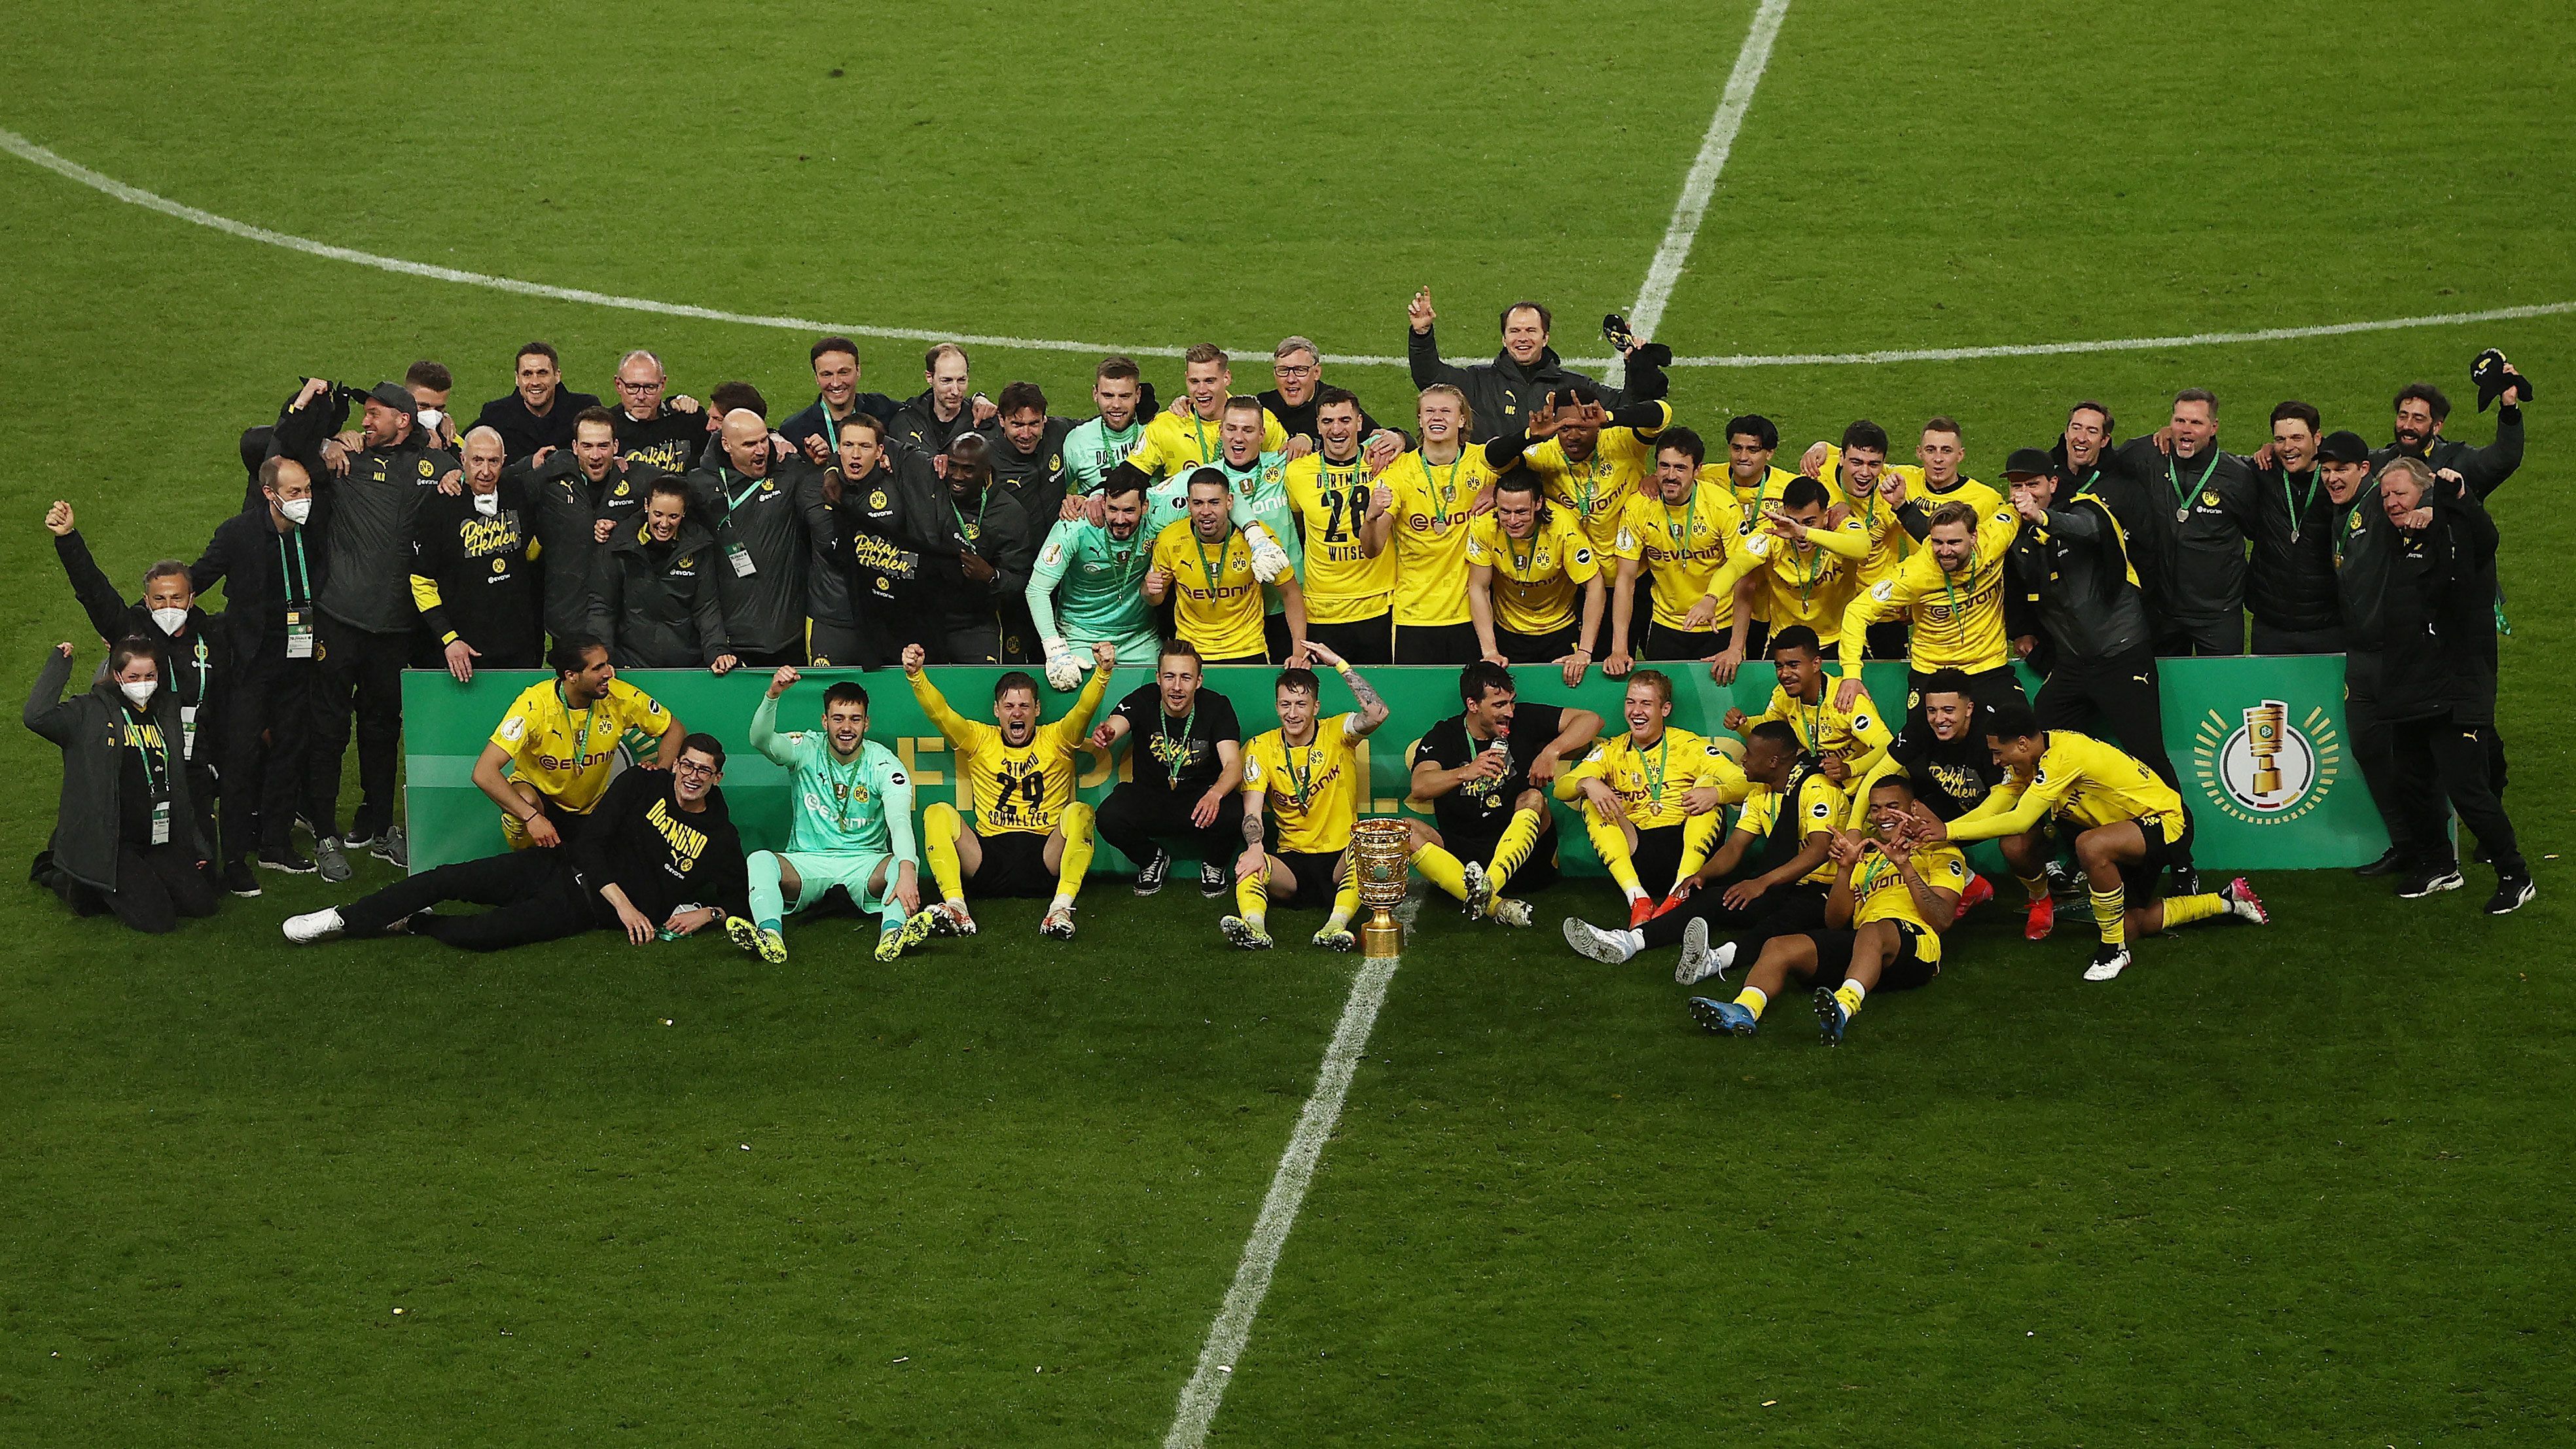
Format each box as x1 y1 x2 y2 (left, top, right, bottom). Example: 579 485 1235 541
180 705 198 762
285 609 314 658
726 542 757 578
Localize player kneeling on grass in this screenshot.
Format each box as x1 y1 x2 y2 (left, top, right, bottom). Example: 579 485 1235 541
726 668 939 965
1927 703 2266 982
905 640 1113 939
1406 661 1601 927
1553 670 1741 927
284 735 745 951
1223 643 1389 950
1689 773 1964 1045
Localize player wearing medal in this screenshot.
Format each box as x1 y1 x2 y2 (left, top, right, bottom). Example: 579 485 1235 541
1284 387 1399 663
1603 427 1757 679
1061 356 1151 494
1406 662 1602 927
1029 473 1158 688
1721 625 1891 784
1732 476 1869 658
1688 773 1967 1045
727 668 939 965
1378 384 1503 664
1838 497 2026 730
473 636 686 851
1927 704 2266 982
1124 345 1287 480
1495 387 1672 554
1222 645 1391 950
906 639 1115 939
1552 670 1743 926
1090 639 1244 897
1710 414 1802 525
1147 470 1309 666
1798 420 1913 658
1465 473 1604 685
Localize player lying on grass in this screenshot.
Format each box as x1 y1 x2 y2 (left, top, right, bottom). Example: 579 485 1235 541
1552 670 1740 925
1562 720 1835 973
1404 661 1601 928
1925 703 2266 982
726 668 940 966
1221 643 1389 950
906 639 1113 940
1688 772 1965 1045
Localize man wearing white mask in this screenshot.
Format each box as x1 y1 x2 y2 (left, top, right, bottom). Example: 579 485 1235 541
190 456 328 883
410 425 543 682
26 637 220 933
46 499 234 895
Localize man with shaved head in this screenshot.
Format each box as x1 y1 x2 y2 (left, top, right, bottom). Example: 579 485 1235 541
608 349 707 474
410 425 542 681
688 406 831 668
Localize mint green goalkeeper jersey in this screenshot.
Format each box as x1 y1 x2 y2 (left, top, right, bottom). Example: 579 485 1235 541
749 693 918 860
1027 517 1155 644
1064 416 1147 495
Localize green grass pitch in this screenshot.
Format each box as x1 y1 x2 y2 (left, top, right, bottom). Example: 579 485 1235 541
2 0 2572 1442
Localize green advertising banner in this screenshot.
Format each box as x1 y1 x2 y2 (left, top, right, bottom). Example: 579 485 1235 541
403 655 2386 876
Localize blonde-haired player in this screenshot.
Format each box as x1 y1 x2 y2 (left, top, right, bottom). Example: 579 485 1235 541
1553 670 1744 926
1223 644 1391 950
1377 384 1505 663
904 639 1114 939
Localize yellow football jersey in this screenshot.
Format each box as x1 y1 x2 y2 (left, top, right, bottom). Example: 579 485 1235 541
1704 461 1801 523
1846 841 1970 961
1282 452 1397 623
1151 519 1268 661
1738 528 1862 644
910 668 1106 836
1838 502 2020 675
1734 770 1850 884
1814 444 1909 586
1556 726 1745 831
1751 681 1893 772
1522 402 1670 551
1242 713 1362 855
1948 728 2185 844
1127 407 1289 479
1464 508 1600 635
1613 482 1748 630
1380 446 1500 627
490 677 672 813
1887 465 2005 526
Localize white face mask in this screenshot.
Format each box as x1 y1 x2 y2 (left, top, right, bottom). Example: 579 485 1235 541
279 496 313 526
118 679 158 706
416 406 446 434
473 492 501 518
149 607 189 635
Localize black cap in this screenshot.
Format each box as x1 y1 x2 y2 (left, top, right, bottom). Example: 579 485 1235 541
2471 348 2531 412
366 381 418 416
2001 447 2057 480
2317 430 2369 464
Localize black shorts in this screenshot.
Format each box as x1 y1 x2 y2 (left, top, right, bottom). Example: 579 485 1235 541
1863 620 1910 661
1273 848 1346 908
1442 814 1560 892
1306 613 1393 665
1740 620 1771 660
1639 622 1721 660
972 828 1058 898
1395 622 1480 664
1263 611 1295 664
1629 823 1689 897
2118 813 2192 897
1803 921 1939 992
1497 624 1578 663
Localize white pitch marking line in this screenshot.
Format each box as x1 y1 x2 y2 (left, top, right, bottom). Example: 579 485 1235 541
1611 0 1793 386
5 125 2567 373
1163 948 1403 1449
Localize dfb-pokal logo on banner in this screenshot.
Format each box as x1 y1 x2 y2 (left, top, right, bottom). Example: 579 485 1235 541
2194 698 2339 825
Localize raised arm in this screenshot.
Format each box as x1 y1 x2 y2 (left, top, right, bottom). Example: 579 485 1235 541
24 642 79 743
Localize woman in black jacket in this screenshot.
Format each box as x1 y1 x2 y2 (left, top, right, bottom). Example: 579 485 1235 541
25 637 218 933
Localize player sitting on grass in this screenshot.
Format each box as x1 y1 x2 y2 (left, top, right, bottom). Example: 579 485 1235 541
1405 662 1601 928
726 668 939 966
1222 643 1390 950
905 639 1114 939
1924 703 2266 982
1721 624 1890 785
1552 670 1739 926
1689 772 1965 1044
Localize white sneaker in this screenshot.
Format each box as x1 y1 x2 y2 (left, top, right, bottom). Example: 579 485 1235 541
2083 942 2133 982
1675 920 1736 986
1039 904 1076 940
1488 897 1533 928
1561 918 1636 965
931 901 978 937
283 907 344 944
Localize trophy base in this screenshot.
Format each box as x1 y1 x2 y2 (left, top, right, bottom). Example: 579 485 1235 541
1362 911 1404 959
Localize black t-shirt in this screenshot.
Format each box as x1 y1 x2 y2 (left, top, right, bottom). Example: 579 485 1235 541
1886 725 2003 820
614 404 707 475
1415 702 1567 836
1113 683 1240 795
568 766 749 924
474 389 605 463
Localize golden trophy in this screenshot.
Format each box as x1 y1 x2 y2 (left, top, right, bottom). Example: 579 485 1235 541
1350 818 1414 959
2244 700 2287 797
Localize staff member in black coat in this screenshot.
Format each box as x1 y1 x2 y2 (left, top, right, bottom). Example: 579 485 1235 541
688 409 825 668
2116 389 2257 656
914 433 1037 663
590 477 736 673
472 341 602 465
1256 337 1408 465
411 426 543 679
2245 401 2344 654
2319 431 2408 877
26 638 218 933
46 501 236 892
827 414 938 669
191 456 328 880
1403 290 1664 442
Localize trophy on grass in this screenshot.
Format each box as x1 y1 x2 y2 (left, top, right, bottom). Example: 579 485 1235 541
1350 817 1413 959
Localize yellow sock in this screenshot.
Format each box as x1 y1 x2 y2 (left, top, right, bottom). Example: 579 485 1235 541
1833 979 1867 1016
2160 892 2225 929
1585 811 1645 901
924 802 968 903
1325 872 1361 931
1676 810 1726 885
2016 870 2048 904
2089 885 2126 946
1733 986 1769 1020
1234 863 1268 928
1486 807 1546 891
1412 843 1469 902
1051 803 1096 909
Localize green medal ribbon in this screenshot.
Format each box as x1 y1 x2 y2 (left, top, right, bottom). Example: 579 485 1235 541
1159 702 1196 789
2166 450 2220 522
1641 734 1670 806
2280 467 2321 544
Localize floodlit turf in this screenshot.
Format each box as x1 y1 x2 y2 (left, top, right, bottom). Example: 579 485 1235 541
2 0 2573 1443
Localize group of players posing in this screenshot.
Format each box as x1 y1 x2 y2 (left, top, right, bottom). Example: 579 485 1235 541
279 615 2268 1048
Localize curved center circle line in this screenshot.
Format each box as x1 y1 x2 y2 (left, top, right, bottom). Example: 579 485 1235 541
6 125 2566 370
